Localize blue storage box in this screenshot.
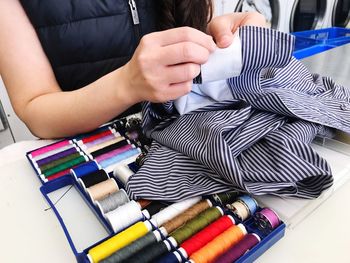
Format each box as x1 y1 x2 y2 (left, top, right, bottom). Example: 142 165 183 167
292 27 350 59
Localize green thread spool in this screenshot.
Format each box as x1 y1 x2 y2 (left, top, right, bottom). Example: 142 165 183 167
170 206 223 245
40 152 81 172
212 191 240 205
44 155 87 177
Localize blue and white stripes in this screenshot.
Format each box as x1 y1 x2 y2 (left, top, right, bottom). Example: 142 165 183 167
126 26 349 201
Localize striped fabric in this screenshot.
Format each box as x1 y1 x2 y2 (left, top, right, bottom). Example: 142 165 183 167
126 26 349 201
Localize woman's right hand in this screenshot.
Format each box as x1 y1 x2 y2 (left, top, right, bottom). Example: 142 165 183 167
122 26 216 103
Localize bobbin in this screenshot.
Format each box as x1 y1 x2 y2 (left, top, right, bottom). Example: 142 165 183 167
254 207 280 233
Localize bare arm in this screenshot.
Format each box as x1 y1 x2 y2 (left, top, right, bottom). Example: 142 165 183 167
0 0 215 139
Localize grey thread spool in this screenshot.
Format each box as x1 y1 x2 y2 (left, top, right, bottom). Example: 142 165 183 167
96 189 130 214
101 229 164 263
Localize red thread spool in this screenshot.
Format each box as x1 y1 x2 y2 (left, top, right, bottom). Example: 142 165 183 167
180 216 235 257
81 130 113 144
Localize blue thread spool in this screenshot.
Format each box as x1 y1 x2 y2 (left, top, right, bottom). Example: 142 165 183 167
237 195 258 215
70 160 100 180
100 148 141 169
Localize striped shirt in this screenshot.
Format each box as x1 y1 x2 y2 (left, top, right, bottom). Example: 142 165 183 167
126 26 349 201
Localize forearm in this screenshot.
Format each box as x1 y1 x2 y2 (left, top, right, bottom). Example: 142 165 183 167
21 67 136 138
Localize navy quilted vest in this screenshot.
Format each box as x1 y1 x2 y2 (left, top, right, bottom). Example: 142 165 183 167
20 0 157 92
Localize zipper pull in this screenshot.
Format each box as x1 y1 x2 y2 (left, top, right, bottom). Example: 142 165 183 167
128 0 140 25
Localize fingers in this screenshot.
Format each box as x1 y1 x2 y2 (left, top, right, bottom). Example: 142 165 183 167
160 42 211 66
208 15 235 48
150 26 216 52
165 63 200 84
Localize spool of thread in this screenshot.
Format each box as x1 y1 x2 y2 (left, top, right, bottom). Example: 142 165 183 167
126 239 172 263
107 154 140 175
79 170 110 188
150 197 201 227
74 126 112 141
226 201 250 221
128 162 140 173
154 251 182 263
179 215 235 258
135 152 147 166
38 152 83 172
90 139 130 159
211 191 240 205
95 144 135 163
43 155 88 178
86 178 119 202
237 195 258 215
254 208 280 233
29 140 71 158
189 224 247 263
214 233 260 263
125 117 142 132
96 189 130 214
105 201 150 233
101 228 165 263
88 221 152 263
81 133 118 148
81 129 115 144
36 147 79 167
32 144 75 161
85 136 124 153
113 164 134 185
162 200 212 235
113 118 127 131
137 199 152 209
143 201 170 217
100 148 141 169
70 160 100 180
169 207 223 246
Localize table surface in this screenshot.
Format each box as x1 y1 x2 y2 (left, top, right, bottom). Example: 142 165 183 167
1 45 350 263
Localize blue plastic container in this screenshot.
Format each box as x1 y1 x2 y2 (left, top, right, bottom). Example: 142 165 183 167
292 27 350 59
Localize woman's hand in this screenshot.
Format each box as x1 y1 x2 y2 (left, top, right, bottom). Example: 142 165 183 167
208 12 266 48
122 27 216 103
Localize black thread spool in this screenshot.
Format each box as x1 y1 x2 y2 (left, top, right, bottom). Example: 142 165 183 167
136 152 147 167
113 118 127 132
79 170 109 188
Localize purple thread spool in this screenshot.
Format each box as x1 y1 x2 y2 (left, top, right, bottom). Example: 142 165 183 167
214 233 260 263
254 208 281 233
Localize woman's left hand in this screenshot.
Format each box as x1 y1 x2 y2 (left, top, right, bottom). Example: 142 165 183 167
208 12 267 48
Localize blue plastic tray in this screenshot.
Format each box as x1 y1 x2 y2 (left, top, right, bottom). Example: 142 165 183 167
292 27 350 59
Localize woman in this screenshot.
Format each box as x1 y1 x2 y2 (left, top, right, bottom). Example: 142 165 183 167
0 0 265 138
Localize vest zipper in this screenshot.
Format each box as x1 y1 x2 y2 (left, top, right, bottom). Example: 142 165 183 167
128 0 141 42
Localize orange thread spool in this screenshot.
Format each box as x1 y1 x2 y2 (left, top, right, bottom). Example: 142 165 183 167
189 224 247 263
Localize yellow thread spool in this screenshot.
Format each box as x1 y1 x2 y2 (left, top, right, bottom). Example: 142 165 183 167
189 224 247 263
88 221 152 262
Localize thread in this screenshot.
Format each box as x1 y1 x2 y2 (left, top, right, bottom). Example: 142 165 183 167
86 136 124 153
154 251 182 263
254 208 280 233
86 178 119 202
107 154 140 174
226 201 250 221
100 148 141 169
113 164 134 184
39 152 82 172
95 144 135 163
237 195 258 215
128 162 140 173
74 126 111 141
180 215 235 257
43 155 87 177
162 200 212 235
88 221 152 263
79 170 109 188
29 140 71 157
36 147 78 166
101 229 164 263
170 207 223 245
211 191 240 205
81 129 115 144
189 224 247 263
138 199 152 209
150 197 201 227
90 140 130 158
82 133 117 148
105 200 147 233
126 239 172 263
96 189 130 214
214 233 260 263
135 152 147 166
32 145 75 160
143 201 170 217
70 160 100 179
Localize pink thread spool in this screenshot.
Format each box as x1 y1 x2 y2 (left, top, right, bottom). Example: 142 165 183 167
254 208 280 233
